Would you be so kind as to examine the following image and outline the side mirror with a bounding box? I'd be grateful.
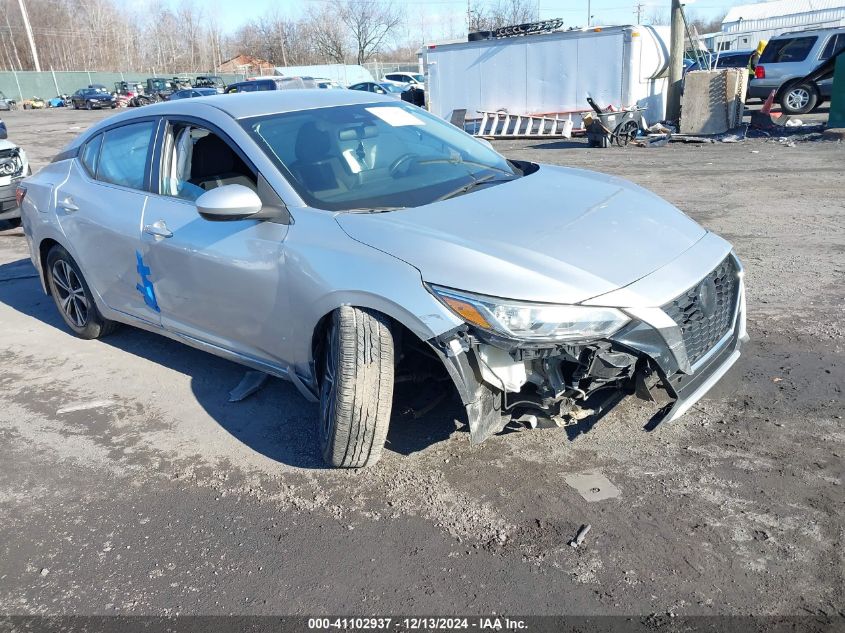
[196,184,262,221]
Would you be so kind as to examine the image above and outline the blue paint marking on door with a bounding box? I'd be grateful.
[135,251,160,312]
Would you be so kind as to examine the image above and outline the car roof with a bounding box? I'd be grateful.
[771,26,845,39]
[67,90,396,147]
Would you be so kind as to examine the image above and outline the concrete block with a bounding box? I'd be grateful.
[681,69,747,136]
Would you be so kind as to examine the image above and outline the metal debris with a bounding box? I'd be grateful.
[228,370,270,402]
[569,524,591,548]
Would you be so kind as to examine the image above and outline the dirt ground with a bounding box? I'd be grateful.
[0,107,843,621]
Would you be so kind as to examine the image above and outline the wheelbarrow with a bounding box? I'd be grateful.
[585,97,647,147]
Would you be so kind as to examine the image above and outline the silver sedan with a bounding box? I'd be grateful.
[18,90,747,467]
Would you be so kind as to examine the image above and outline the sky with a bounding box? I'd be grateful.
[196,0,748,40]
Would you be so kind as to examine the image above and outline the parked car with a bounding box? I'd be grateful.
[19,91,747,468]
[0,91,15,111]
[114,81,144,97]
[71,87,116,110]
[749,27,845,114]
[686,50,755,73]
[225,77,318,93]
[348,81,406,98]
[168,88,219,100]
[314,78,345,90]
[22,96,46,110]
[0,120,30,229]
[382,72,425,90]
[194,76,226,93]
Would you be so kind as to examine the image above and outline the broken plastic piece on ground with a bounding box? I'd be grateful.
[56,399,116,414]
[569,524,592,548]
[228,370,270,402]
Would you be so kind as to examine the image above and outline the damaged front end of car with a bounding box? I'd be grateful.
[426,253,748,444]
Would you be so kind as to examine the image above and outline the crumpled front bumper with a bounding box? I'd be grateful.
[428,253,748,444]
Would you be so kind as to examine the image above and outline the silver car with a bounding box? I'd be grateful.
[19,91,747,468]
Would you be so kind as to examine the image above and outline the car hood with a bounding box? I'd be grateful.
[0,139,18,151]
[335,164,707,305]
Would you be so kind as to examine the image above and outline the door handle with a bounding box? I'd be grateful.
[57,196,79,212]
[143,221,173,239]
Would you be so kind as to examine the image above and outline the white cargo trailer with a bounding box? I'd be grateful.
[422,25,670,131]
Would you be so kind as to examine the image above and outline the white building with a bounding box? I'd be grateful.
[704,0,845,51]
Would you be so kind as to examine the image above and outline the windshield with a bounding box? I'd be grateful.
[382,84,404,93]
[242,102,517,211]
[412,74,424,82]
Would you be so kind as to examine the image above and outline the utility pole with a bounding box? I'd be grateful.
[635,2,645,24]
[666,0,684,122]
[467,0,471,32]
[16,0,40,72]
[587,0,591,26]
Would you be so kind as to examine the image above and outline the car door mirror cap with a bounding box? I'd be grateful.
[196,184,263,221]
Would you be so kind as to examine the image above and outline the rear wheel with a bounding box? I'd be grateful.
[46,245,116,339]
[318,306,395,468]
[780,82,818,115]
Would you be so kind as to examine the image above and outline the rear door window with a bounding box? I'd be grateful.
[96,120,156,190]
[820,34,845,60]
[760,37,818,63]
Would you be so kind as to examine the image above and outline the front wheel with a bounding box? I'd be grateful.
[318,306,395,468]
[46,245,116,339]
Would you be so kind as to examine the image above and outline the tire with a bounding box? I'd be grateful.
[46,245,117,339]
[318,306,395,468]
[3,218,21,229]
[780,82,818,115]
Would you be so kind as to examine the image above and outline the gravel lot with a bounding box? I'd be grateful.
[0,107,843,619]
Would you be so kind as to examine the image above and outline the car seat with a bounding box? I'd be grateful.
[189,134,256,191]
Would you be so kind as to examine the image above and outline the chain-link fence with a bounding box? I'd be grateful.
[361,61,421,80]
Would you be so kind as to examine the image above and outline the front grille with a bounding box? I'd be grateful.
[662,256,739,366]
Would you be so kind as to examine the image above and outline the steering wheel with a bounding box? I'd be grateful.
[389,153,419,177]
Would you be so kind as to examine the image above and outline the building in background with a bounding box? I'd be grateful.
[217,55,275,76]
[703,0,845,51]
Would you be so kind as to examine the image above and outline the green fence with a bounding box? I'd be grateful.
[0,71,247,101]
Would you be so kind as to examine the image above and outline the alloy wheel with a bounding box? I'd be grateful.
[51,259,89,328]
[786,88,810,111]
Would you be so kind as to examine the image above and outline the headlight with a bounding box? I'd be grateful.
[430,285,630,342]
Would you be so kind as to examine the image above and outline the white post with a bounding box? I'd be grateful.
[12,68,23,101]
[51,68,59,95]
[16,0,40,71]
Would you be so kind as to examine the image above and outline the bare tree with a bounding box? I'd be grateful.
[333,0,402,65]
[470,0,539,32]
[647,9,669,26]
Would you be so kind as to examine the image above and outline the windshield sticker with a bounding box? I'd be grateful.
[366,107,425,127]
[135,251,160,313]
